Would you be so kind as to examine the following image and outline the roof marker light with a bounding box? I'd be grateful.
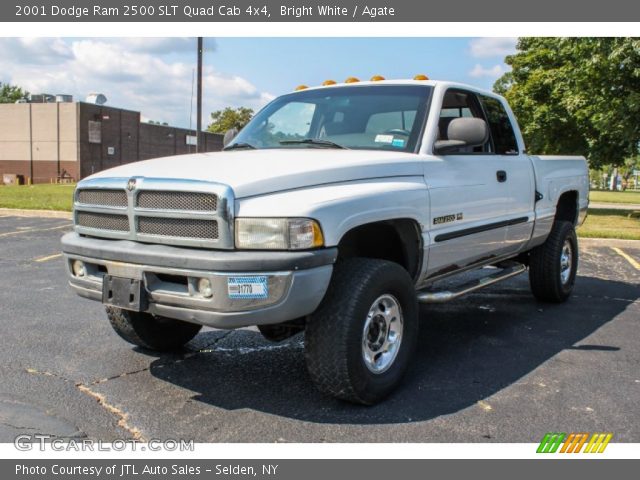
[322,79,337,86]
[370,75,385,81]
[344,77,360,83]
[414,74,430,81]
[294,85,308,91]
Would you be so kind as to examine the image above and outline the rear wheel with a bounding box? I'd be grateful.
[106,307,202,351]
[304,258,418,405]
[529,220,578,303]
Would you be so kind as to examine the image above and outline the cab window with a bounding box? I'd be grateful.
[264,101,316,141]
[479,95,519,154]
[438,89,491,154]
[231,85,432,152]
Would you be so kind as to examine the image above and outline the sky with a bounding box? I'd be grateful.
[0,37,517,129]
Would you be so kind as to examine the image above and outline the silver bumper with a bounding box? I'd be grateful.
[61,232,336,329]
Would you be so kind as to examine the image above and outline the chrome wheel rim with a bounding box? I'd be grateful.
[560,239,573,285]
[362,294,404,374]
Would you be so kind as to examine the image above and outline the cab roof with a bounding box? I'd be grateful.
[296,78,500,101]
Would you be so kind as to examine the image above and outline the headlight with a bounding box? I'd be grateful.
[235,218,324,250]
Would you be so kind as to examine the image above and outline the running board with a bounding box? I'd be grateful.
[416,263,527,304]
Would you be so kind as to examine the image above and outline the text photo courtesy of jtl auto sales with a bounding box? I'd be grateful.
[0,0,639,478]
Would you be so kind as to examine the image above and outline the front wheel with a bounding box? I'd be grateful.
[106,307,202,351]
[304,258,419,405]
[529,220,579,303]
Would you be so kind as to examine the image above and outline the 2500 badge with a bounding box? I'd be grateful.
[433,213,463,225]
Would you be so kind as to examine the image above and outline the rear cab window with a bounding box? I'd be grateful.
[479,95,519,155]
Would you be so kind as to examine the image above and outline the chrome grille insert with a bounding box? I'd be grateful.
[77,212,129,232]
[77,189,127,208]
[137,191,217,211]
[137,217,219,239]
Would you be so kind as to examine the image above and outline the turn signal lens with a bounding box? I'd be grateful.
[288,219,325,250]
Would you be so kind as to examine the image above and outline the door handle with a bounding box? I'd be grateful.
[496,170,507,182]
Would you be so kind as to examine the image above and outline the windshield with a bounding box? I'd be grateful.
[229,85,432,153]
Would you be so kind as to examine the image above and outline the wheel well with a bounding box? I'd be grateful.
[337,219,422,280]
[555,191,579,225]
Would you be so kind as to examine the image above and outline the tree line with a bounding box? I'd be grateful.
[494,37,639,184]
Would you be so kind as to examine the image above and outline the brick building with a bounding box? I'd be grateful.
[0,102,223,184]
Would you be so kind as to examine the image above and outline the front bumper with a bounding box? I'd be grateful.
[61,232,336,329]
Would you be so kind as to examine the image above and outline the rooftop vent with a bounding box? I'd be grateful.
[28,93,55,103]
[85,93,107,105]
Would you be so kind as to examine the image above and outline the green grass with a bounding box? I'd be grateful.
[589,190,640,204]
[0,184,75,211]
[578,208,640,240]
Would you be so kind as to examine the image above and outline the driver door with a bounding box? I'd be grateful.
[425,89,511,279]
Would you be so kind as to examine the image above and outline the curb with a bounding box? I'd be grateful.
[578,237,640,246]
[0,208,72,219]
[589,202,640,210]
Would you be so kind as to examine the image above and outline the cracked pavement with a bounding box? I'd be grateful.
[0,215,639,442]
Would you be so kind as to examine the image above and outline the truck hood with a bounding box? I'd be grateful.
[85,149,424,198]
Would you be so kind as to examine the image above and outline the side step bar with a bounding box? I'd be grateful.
[416,263,527,304]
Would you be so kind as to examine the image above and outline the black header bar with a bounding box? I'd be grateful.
[5,0,640,22]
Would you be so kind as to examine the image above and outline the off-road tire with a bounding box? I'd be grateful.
[106,307,202,351]
[305,258,419,405]
[529,220,578,303]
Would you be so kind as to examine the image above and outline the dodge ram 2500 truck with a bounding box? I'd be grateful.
[61,78,588,404]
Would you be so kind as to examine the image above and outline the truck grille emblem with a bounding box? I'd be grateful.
[126,178,137,191]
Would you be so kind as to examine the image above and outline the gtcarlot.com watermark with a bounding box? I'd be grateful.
[15,434,194,452]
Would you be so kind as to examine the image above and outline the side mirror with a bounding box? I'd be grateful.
[223,128,239,147]
[434,117,488,155]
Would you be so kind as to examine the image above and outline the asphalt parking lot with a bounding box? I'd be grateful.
[0,214,639,443]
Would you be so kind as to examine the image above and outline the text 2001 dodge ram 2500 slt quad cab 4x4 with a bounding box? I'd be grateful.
[62,77,588,404]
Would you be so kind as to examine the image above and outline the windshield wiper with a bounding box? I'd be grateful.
[224,142,256,150]
[279,139,348,149]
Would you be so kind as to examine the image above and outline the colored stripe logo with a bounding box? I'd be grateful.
[537,433,613,453]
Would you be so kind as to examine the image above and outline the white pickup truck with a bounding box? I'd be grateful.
[61,78,588,404]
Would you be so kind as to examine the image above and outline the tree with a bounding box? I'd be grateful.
[0,82,28,103]
[494,38,640,168]
[207,107,254,134]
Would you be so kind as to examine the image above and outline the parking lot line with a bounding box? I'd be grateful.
[0,223,72,238]
[34,253,63,263]
[611,247,640,270]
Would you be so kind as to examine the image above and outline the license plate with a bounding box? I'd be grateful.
[227,276,268,299]
[102,275,148,312]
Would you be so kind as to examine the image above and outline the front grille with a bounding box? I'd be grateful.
[136,191,217,212]
[76,212,129,232]
[137,217,219,239]
[77,189,127,208]
[73,179,232,248]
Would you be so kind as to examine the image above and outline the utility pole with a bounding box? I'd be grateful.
[196,37,203,153]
